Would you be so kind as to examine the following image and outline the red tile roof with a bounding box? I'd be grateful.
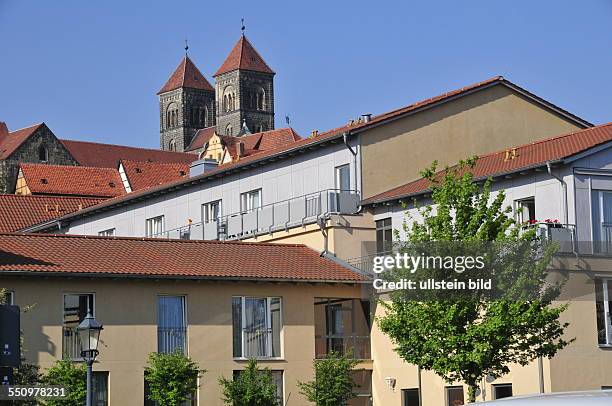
[158,56,214,94]
[0,123,43,159]
[363,122,612,205]
[222,127,301,160]
[0,195,104,232]
[0,233,368,282]
[120,159,189,191]
[60,139,196,168]
[19,163,125,198]
[186,127,216,152]
[214,35,274,76]
[24,76,592,231]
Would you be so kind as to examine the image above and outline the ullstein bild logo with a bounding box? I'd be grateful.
[372,253,491,292]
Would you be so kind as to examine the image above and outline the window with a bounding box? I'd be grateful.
[146,216,164,237]
[376,218,393,255]
[169,139,176,152]
[232,296,282,358]
[63,293,94,359]
[226,123,233,136]
[493,383,513,399]
[157,296,186,354]
[402,388,420,406]
[335,164,351,191]
[240,189,262,213]
[348,370,372,406]
[98,228,115,237]
[515,197,536,224]
[596,279,612,345]
[38,144,48,162]
[233,370,283,404]
[223,86,236,112]
[591,191,612,253]
[1,290,14,305]
[315,298,371,359]
[92,372,109,406]
[202,200,222,223]
[446,386,465,406]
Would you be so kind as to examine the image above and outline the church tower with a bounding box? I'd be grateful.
[158,55,215,152]
[214,35,275,136]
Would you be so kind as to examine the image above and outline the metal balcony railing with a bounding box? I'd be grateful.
[151,189,361,241]
[315,335,371,360]
[522,222,576,253]
[62,326,81,360]
[158,327,187,354]
[242,328,274,358]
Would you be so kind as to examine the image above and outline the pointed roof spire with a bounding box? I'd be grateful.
[214,35,274,77]
[158,55,214,94]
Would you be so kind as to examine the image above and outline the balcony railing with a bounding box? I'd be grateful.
[523,222,576,253]
[243,328,274,358]
[62,326,81,360]
[158,327,187,354]
[315,335,371,360]
[152,189,361,241]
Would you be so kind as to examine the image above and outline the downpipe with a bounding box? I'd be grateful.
[343,132,361,212]
[546,161,568,225]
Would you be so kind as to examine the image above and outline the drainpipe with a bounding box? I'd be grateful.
[546,161,568,225]
[343,132,359,199]
[318,217,329,256]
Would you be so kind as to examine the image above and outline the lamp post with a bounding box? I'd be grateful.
[77,311,103,406]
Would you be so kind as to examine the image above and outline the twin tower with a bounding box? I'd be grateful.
[158,34,275,152]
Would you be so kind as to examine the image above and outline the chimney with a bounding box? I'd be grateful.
[361,113,372,123]
[0,122,8,138]
[236,141,245,158]
[310,130,319,138]
[189,158,218,177]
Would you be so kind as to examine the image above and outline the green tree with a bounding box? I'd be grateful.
[40,359,86,406]
[144,351,204,406]
[219,359,279,406]
[377,158,573,402]
[298,351,358,406]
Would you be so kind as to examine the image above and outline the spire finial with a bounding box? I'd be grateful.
[184,39,189,55]
[241,18,245,35]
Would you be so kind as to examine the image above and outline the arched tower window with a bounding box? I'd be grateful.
[226,124,233,137]
[199,107,207,127]
[38,144,48,162]
[169,139,176,152]
[256,87,265,111]
[166,103,178,128]
[223,86,236,112]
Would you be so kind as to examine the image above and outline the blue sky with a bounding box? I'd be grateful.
[1,0,611,148]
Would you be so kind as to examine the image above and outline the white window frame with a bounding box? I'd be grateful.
[2,290,14,305]
[157,295,188,354]
[335,164,351,191]
[145,215,165,237]
[62,292,95,360]
[98,228,115,237]
[202,200,222,223]
[233,296,282,360]
[240,189,262,213]
[599,279,612,346]
[515,197,536,224]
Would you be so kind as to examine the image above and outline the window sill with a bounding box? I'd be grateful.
[598,344,612,349]
[233,357,285,362]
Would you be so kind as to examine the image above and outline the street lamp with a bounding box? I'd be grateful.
[77,311,103,406]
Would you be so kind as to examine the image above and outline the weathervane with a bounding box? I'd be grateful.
[184,39,189,55]
[241,18,245,35]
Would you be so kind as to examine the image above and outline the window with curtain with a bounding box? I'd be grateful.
[146,216,164,237]
[240,189,262,213]
[63,293,94,359]
[232,297,282,358]
[202,200,222,223]
[92,372,109,406]
[157,296,186,354]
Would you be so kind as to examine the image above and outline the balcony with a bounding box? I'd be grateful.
[315,335,371,360]
[242,327,274,358]
[152,189,361,241]
[158,327,187,354]
[523,222,576,254]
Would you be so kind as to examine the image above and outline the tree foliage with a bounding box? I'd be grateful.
[377,158,573,402]
[40,359,86,406]
[219,358,279,405]
[144,351,204,406]
[298,351,359,406]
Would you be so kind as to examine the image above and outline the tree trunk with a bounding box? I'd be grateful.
[467,382,478,403]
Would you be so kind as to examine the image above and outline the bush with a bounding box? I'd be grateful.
[40,359,86,406]
[144,351,204,406]
[298,351,358,406]
[219,359,279,405]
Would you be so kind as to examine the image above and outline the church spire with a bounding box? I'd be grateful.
[158,54,214,94]
[214,35,274,77]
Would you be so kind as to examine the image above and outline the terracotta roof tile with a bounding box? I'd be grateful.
[363,122,612,205]
[0,233,368,282]
[0,123,44,159]
[120,159,190,191]
[186,127,216,151]
[0,195,104,232]
[158,56,214,94]
[19,163,125,198]
[60,139,196,168]
[222,128,301,160]
[214,35,274,76]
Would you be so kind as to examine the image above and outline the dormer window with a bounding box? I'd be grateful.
[38,144,48,162]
